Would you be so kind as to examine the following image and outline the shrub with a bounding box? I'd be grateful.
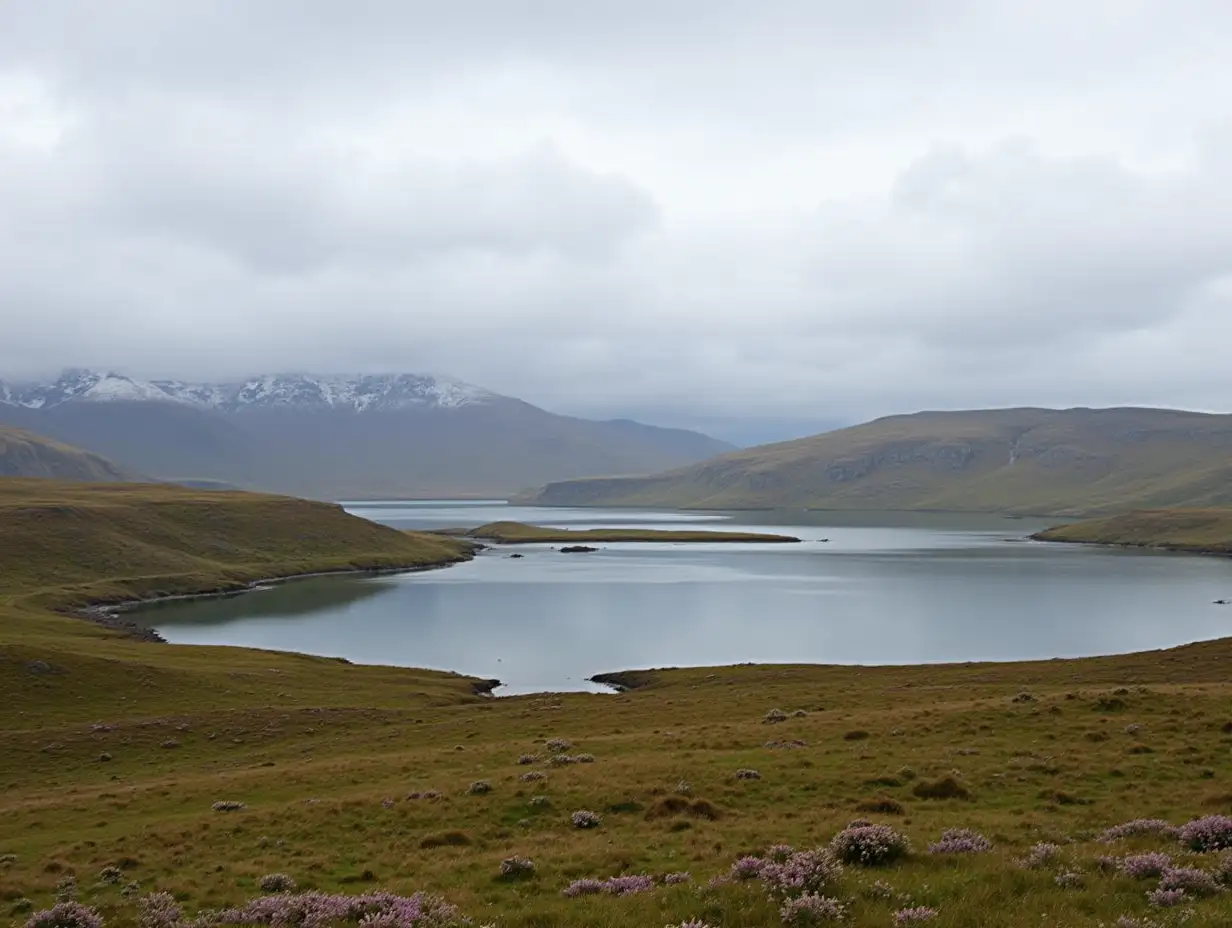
[892,908,938,924]
[257,874,296,893]
[766,844,796,863]
[54,878,78,903]
[562,879,604,898]
[571,810,601,829]
[574,753,596,764]
[779,893,846,926]
[1146,887,1187,908]
[1120,853,1171,880]
[604,875,654,896]
[211,800,246,813]
[545,738,572,753]
[855,797,903,815]
[1158,866,1220,897]
[547,755,577,768]
[519,771,547,782]
[662,872,692,885]
[828,824,910,866]
[97,867,123,886]
[419,831,471,849]
[729,856,766,881]
[499,857,535,879]
[764,709,789,724]
[517,754,537,765]
[1054,871,1083,889]
[1099,819,1180,843]
[25,903,103,928]
[843,730,869,741]
[735,769,762,781]
[928,829,992,854]
[467,781,491,795]
[137,893,180,928]
[529,796,550,808]
[1214,850,1232,885]
[407,790,441,801]
[912,776,970,800]
[1019,843,1062,869]
[760,849,844,898]
[1178,815,1232,852]
[666,922,714,928]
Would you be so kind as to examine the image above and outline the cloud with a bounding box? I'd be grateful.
[1,1,1232,436]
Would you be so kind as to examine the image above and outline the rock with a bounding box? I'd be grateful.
[26,660,55,675]
[560,545,598,554]
[508,553,524,559]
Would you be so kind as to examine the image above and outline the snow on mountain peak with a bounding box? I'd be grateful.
[0,370,498,412]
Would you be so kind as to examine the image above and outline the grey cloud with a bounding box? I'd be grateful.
[2,2,1232,436]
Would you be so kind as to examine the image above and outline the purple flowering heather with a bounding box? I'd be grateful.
[204,890,458,928]
[138,893,181,928]
[828,824,911,866]
[562,879,605,898]
[519,771,547,782]
[766,844,796,863]
[26,903,104,928]
[662,872,692,885]
[891,908,938,925]
[1098,819,1180,843]
[257,874,297,893]
[729,856,767,881]
[603,875,654,896]
[1158,866,1220,897]
[1119,853,1172,880]
[1178,815,1232,852]
[779,893,847,926]
[517,754,537,765]
[499,857,535,878]
[927,828,992,855]
[1054,871,1083,889]
[1146,887,1187,908]
[666,922,715,928]
[545,738,572,753]
[1018,842,1061,870]
[211,800,246,812]
[571,810,601,828]
[760,849,844,899]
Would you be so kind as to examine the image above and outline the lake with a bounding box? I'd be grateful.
[139,501,1232,695]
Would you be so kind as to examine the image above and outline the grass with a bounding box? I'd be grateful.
[459,521,801,544]
[1034,508,1232,555]
[4,480,1232,927]
[516,406,1232,515]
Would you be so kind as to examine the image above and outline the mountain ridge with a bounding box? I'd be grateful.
[0,426,143,483]
[515,405,1232,515]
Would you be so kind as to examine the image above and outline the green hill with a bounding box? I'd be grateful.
[0,426,141,482]
[517,406,1232,515]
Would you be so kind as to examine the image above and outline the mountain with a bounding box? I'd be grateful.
[0,426,142,482]
[0,370,733,498]
[515,406,1232,516]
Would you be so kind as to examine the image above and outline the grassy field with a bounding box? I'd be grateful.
[459,521,801,544]
[3,481,1232,927]
[1034,508,1232,556]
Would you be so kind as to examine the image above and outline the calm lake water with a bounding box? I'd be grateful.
[140,501,1232,695]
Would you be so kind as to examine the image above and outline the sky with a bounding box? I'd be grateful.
[2,1,1231,442]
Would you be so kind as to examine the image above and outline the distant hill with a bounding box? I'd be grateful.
[0,426,141,483]
[1033,508,1232,555]
[516,407,1232,516]
[0,370,732,498]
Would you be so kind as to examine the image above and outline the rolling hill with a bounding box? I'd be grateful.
[516,406,1232,515]
[0,426,141,482]
[0,370,732,498]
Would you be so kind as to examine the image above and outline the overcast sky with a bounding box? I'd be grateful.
[2,1,1231,439]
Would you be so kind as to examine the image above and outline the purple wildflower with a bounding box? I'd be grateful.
[603,875,654,896]
[760,849,844,898]
[779,893,846,925]
[26,903,104,928]
[1178,815,1232,852]
[571,810,601,829]
[1158,866,1220,897]
[1214,850,1232,885]
[729,856,766,881]
[1018,842,1061,869]
[1146,887,1187,908]
[1119,853,1171,880]
[766,844,796,863]
[662,872,692,885]
[519,771,547,783]
[138,893,181,928]
[545,738,572,753]
[891,908,938,925]
[1098,819,1180,843]
[562,879,605,898]
[927,828,991,854]
[828,824,911,866]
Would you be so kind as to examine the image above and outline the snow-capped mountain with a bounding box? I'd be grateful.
[0,370,497,413]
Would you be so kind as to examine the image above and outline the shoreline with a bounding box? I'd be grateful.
[1030,533,1232,560]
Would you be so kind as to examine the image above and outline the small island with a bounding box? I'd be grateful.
[445,520,802,544]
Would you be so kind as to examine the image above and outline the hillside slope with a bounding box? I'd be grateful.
[1033,507,1232,555]
[517,406,1232,515]
[0,426,141,482]
[0,370,733,497]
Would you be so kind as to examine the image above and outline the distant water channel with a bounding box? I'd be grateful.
[139,501,1232,695]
